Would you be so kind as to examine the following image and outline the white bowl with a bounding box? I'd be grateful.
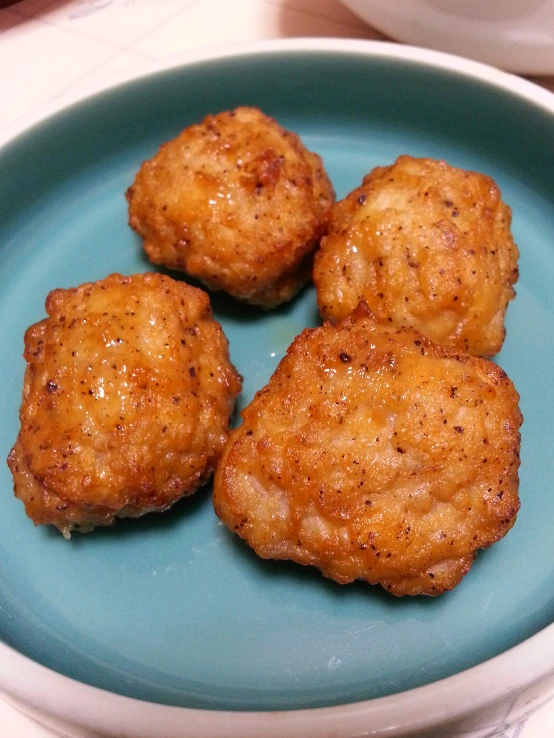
[341,0,554,74]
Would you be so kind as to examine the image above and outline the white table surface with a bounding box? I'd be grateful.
[1,1,553,735]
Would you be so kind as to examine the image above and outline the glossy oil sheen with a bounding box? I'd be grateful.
[0,53,553,711]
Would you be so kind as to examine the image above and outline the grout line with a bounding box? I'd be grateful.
[0,0,199,134]
[122,0,202,51]
[4,0,205,56]
[118,46,156,60]
[62,44,157,95]
[4,4,129,52]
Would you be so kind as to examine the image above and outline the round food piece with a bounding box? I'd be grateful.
[7,272,242,537]
[213,303,522,597]
[126,106,335,308]
[313,156,519,357]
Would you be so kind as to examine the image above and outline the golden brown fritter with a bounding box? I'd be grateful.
[7,273,242,537]
[313,156,519,357]
[126,106,335,308]
[213,303,522,597]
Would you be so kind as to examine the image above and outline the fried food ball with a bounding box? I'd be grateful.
[213,303,522,597]
[313,156,519,357]
[7,272,242,538]
[126,106,335,308]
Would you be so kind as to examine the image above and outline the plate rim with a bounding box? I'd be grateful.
[1,36,554,738]
[1,36,554,151]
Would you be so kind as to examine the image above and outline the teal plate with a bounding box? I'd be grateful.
[1,46,554,713]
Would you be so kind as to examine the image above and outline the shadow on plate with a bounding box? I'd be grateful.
[132,234,318,327]
[40,481,214,545]
[220,522,452,609]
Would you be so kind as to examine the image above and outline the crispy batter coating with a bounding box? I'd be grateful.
[213,303,522,596]
[313,156,519,357]
[8,273,242,537]
[126,107,334,308]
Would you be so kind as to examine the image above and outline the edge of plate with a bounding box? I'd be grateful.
[1,37,553,150]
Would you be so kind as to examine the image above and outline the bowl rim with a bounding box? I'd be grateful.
[338,0,554,75]
[1,36,554,738]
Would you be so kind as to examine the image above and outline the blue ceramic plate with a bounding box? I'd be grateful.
[1,41,553,714]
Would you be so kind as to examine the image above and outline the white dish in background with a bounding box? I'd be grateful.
[340,0,554,74]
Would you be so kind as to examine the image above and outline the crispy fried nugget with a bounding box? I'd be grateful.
[314,156,519,357]
[126,107,335,308]
[8,273,242,537]
[213,303,522,596]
